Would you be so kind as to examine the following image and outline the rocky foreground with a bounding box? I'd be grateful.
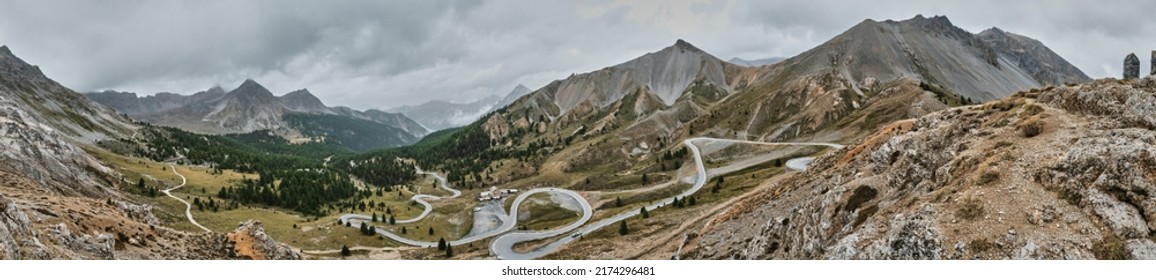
[0,173,300,260]
[686,77,1156,259]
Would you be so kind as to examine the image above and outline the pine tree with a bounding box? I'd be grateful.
[137,178,145,190]
[340,245,351,257]
[437,237,447,251]
[640,207,649,218]
[641,173,648,184]
[389,216,396,225]
[445,243,454,258]
[372,213,378,223]
[401,226,407,234]
[688,196,697,206]
[615,196,622,207]
[429,227,435,236]
[672,197,681,208]
[618,220,629,235]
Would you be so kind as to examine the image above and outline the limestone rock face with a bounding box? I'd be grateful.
[1125,53,1140,79]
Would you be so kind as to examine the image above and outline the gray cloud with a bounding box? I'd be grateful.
[1,0,1153,110]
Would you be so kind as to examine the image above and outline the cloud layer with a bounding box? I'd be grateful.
[1,0,1153,109]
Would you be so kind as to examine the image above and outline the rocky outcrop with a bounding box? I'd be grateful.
[1125,53,1140,79]
[0,195,50,259]
[0,100,119,198]
[226,220,302,260]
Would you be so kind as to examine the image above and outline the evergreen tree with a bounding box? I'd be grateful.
[672,197,681,208]
[688,196,697,206]
[372,213,378,223]
[445,243,454,258]
[437,237,447,251]
[615,196,622,207]
[389,215,396,225]
[340,245,351,257]
[401,226,407,234]
[618,220,629,235]
[641,173,648,184]
[429,227,435,236]
[137,178,145,190]
[640,207,649,218]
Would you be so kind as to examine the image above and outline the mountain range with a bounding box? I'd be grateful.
[87,80,429,151]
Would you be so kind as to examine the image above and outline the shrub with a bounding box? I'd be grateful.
[1021,104,1044,117]
[1020,119,1043,138]
[1092,232,1132,260]
[955,198,985,221]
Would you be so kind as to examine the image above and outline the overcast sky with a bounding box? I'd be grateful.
[1,0,1154,110]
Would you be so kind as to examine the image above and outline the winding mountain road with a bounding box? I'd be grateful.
[162,164,212,233]
[488,137,842,259]
[334,137,840,259]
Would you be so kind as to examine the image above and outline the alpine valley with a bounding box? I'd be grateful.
[4,14,1154,261]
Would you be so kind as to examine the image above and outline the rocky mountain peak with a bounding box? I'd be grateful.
[228,79,276,100]
[670,39,704,53]
[0,45,48,82]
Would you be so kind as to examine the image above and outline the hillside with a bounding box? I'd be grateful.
[0,45,300,260]
[686,77,1156,259]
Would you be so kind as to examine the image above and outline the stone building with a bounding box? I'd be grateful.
[1125,53,1140,79]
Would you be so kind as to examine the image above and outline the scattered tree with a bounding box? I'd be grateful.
[429,227,435,236]
[618,220,629,235]
[389,216,396,225]
[641,173,649,184]
[688,196,697,206]
[438,238,447,251]
[640,207,649,218]
[340,245,351,257]
[445,243,454,258]
[401,226,407,234]
[615,196,622,207]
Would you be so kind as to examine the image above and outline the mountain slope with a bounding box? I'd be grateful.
[780,15,1089,102]
[1,45,300,260]
[687,77,1156,260]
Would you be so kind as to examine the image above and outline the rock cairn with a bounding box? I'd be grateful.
[1125,53,1140,79]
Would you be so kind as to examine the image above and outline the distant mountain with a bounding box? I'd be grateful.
[86,80,429,150]
[388,87,526,131]
[495,84,533,109]
[279,89,333,114]
[727,56,785,67]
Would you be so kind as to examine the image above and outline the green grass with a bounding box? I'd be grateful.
[516,193,582,231]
